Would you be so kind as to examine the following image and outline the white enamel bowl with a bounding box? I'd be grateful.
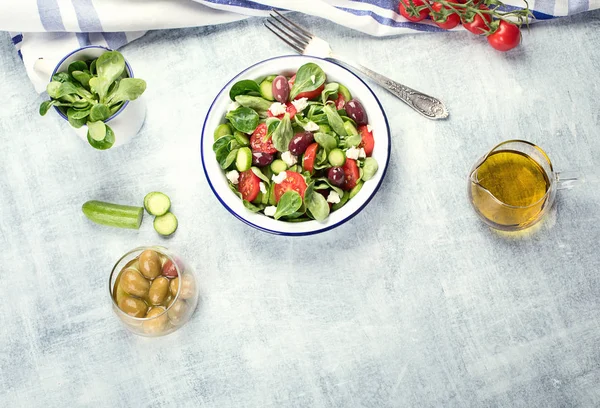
[201,55,390,236]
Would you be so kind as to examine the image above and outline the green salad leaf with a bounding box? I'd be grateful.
[290,63,326,100]
[106,78,147,105]
[314,132,337,152]
[362,157,379,181]
[234,95,272,114]
[229,79,261,101]
[96,51,126,86]
[226,107,259,134]
[322,104,347,136]
[274,190,303,220]
[68,60,87,75]
[271,112,293,152]
[321,82,339,105]
[304,182,330,221]
[89,103,110,122]
[71,70,92,88]
[87,123,115,150]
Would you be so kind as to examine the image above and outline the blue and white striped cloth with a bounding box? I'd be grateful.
[2,0,598,92]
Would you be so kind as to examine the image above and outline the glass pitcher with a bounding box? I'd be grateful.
[468,140,581,231]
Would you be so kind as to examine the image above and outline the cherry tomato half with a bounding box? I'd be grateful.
[250,123,277,154]
[274,171,307,203]
[358,125,374,157]
[302,143,319,173]
[238,170,261,202]
[487,21,521,51]
[342,159,360,191]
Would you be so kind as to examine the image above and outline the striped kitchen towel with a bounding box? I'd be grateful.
[2,0,598,92]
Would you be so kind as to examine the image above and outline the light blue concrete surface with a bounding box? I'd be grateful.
[1,12,600,407]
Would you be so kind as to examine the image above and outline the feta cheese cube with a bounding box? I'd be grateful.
[264,206,277,217]
[227,101,240,112]
[304,121,320,132]
[367,125,373,133]
[358,148,367,159]
[327,191,341,204]
[345,147,360,160]
[281,151,298,167]
[259,182,267,194]
[269,102,287,116]
[291,97,308,113]
[272,171,287,184]
[226,170,240,185]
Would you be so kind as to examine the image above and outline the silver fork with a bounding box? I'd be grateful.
[265,10,449,120]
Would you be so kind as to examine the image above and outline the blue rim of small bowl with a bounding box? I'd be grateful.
[200,55,391,236]
[50,45,133,124]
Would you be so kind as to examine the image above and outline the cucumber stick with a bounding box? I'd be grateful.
[144,192,171,216]
[154,212,178,236]
[82,200,143,229]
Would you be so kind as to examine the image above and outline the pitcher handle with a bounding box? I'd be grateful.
[556,170,583,190]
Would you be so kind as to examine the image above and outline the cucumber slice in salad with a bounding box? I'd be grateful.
[154,212,178,236]
[82,200,143,229]
[144,192,171,216]
[259,78,275,101]
[236,147,252,172]
[338,84,352,102]
[270,159,287,174]
[328,148,346,167]
[214,123,232,141]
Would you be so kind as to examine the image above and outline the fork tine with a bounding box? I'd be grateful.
[266,16,310,48]
[264,23,304,54]
[271,9,314,39]
[269,12,312,43]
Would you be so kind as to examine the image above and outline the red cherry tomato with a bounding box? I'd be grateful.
[431,1,461,30]
[295,84,325,101]
[250,123,277,154]
[266,102,297,119]
[287,73,325,101]
[274,171,307,203]
[462,7,492,35]
[302,143,319,173]
[342,159,360,191]
[334,92,346,110]
[487,21,521,51]
[238,170,261,202]
[358,125,374,157]
[398,0,429,22]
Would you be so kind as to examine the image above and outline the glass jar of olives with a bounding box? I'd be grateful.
[109,246,198,337]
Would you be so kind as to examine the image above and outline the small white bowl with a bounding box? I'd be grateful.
[201,55,390,236]
[51,46,146,148]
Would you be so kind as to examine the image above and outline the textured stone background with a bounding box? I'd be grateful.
[1,11,600,408]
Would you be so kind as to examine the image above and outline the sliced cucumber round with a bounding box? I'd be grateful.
[234,131,250,147]
[144,192,171,216]
[236,147,252,172]
[343,121,358,136]
[214,123,232,141]
[328,148,346,167]
[259,79,274,101]
[154,212,178,236]
[338,84,352,101]
[270,159,287,174]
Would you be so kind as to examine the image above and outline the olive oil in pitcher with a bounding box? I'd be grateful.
[469,149,551,229]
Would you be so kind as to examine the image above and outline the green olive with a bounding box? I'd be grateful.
[143,306,168,334]
[167,299,188,325]
[169,277,179,297]
[118,295,148,317]
[164,294,175,307]
[120,268,150,298]
[139,249,161,279]
[148,277,169,305]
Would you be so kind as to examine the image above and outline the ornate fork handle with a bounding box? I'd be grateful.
[329,54,449,120]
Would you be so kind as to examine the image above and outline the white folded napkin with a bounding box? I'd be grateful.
[1,0,596,92]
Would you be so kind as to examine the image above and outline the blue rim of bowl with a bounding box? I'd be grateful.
[200,55,391,236]
[50,45,133,124]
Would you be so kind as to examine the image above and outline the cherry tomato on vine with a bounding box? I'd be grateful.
[431,1,461,30]
[398,0,429,22]
[487,21,521,51]
[462,7,492,35]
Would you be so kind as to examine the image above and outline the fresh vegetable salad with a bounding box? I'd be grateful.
[212,63,379,222]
